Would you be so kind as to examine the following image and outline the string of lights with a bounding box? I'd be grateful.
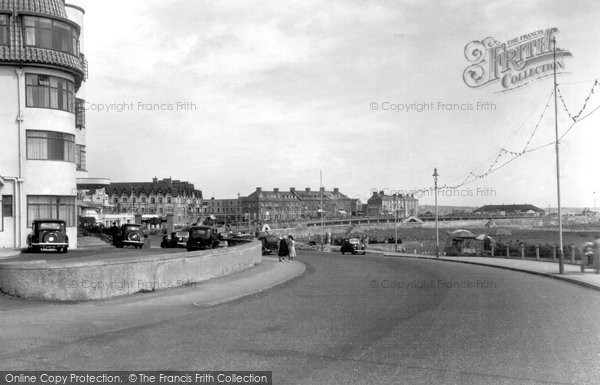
[557,79,598,121]
[408,79,600,193]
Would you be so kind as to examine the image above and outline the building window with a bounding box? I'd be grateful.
[158,197,163,203]
[23,16,79,55]
[151,197,155,204]
[27,196,76,226]
[167,197,172,204]
[26,74,74,112]
[26,130,75,162]
[141,197,146,203]
[2,195,13,218]
[76,144,86,171]
[75,98,86,128]
[113,198,118,204]
[0,14,8,45]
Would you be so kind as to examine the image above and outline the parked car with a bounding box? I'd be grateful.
[340,238,366,255]
[259,235,279,255]
[27,219,69,253]
[113,224,144,249]
[186,225,220,251]
[161,231,189,248]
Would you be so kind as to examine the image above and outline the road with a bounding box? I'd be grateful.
[1,251,600,384]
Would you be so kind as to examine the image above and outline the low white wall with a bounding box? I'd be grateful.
[0,242,262,301]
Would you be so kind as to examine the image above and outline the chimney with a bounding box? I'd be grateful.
[320,187,325,192]
[290,187,295,193]
[256,187,262,193]
[333,187,339,194]
[274,188,279,194]
[152,176,158,183]
[305,188,311,192]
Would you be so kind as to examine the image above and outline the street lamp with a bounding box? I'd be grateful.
[394,192,399,252]
[433,168,439,258]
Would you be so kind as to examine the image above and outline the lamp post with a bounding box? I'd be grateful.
[394,192,399,252]
[433,168,439,258]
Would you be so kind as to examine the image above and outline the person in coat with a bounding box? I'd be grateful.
[278,236,289,262]
[288,235,296,261]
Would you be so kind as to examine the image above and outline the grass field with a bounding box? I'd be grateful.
[337,226,600,257]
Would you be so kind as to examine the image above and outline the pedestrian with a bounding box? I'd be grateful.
[278,236,289,262]
[288,235,296,262]
[110,222,119,244]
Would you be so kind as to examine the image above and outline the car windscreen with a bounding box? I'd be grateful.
[124,226,141,231]
[38,222,64,230]
[190,228,209,238]
[176,231,189,237]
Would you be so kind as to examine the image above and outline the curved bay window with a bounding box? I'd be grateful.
[27,196,76,226]
[0,14,8,45]
[26,130,75,162]
[26,74,74,112]
[23,16,79,55]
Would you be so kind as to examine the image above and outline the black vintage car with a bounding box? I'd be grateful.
[186,225,220,251]
[161,231,189,248]
[113,224,144,249]
[259,235,279,255]
[27,219,69,253]
[340,238,366,255]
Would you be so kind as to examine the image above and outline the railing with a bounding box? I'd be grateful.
[80,53,88,81]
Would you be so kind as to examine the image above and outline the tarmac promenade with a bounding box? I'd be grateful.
[367,248,600,292]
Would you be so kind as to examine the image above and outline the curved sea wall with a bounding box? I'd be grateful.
[0,242,261,301]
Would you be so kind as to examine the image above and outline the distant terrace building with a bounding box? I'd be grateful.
[366,191,418,218]
[105,177,203,225]
[205,197,242,224]
[241,187,354,222]
[473,204,545,217]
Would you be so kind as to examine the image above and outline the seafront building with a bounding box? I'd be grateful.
[241,187,354,223]
[366,191,419,218]
[104,177,204,226]
[0,0,97,248]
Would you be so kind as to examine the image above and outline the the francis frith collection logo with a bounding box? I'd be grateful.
[463,28,572,91]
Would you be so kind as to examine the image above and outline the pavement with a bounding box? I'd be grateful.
[366,247,600,292]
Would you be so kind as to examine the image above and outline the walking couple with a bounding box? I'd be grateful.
[278,235,296,262]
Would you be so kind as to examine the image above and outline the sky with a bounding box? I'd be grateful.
[76,0,599,208]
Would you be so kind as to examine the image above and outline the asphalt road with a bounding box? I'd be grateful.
[2,251,600,384]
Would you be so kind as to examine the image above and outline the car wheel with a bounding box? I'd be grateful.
[341,251,345,255]
[62,247,68,254]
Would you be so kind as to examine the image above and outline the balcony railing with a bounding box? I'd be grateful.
[80,53,88,81]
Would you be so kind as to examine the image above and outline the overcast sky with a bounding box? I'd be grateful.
[77,0,599,208]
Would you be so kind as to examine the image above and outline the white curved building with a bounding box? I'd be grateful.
[0,0,88,249]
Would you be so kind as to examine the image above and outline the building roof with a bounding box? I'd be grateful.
[244,187,351,202]
[367,191,418,204]
[106,178,202,198]
[1,0,68,18]
[0,0,86,88]
[473,204,545,213]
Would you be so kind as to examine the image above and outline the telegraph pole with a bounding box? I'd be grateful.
[553,36,565,274]
[433,168,439,258]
